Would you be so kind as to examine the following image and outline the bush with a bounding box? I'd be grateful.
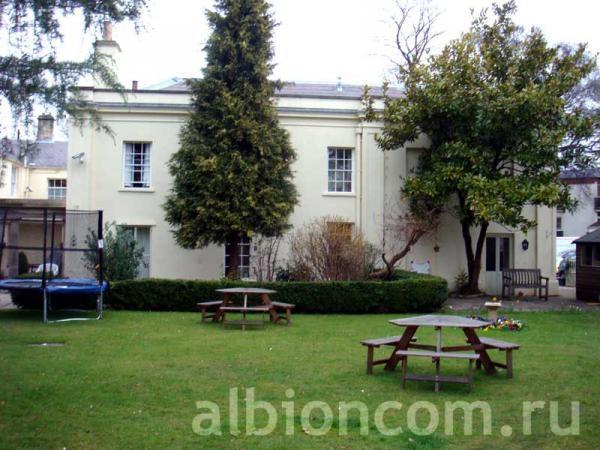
[18,252,29,275]
[83,222,146,281]
[108,274,447,313]
[288,216,379,281]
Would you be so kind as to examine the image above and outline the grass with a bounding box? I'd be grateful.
[0,310,599,449]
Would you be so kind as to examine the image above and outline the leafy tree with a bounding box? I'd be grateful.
[0,0,147,131]
[164,0,298,278]
[366,1,597,293]
[83,222,145,281]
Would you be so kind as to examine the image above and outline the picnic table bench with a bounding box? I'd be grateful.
[270,301,294,325]
[397,350,480,392]
[476,337,520,378]
[197,301,223,323]
[502,268,549,301]
[361,336,416,374]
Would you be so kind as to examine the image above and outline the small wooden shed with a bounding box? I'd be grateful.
[573,228,600,301]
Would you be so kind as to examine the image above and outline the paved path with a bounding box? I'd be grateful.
[443,287,600,312]
[0,292,16,309]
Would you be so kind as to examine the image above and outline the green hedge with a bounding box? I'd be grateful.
[107,276,447,314]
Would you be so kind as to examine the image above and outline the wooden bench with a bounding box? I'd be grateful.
[477,337,520,378]
[197,301,223,323]
[502,268,549,301]
[270,301,295,325]
[396,350,480,392]
[219,306,270,330]
[361,336,416,374]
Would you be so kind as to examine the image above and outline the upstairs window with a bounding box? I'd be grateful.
[327,147,353,193]
[124,142,151,188]
[48,179,67,199]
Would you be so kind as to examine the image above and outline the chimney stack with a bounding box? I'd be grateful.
[132,80,139,91]
[93,21,121,88]
[102,21,113,40]
[37,114,54,141]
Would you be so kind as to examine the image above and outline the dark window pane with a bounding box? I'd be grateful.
[499,238,510,271]
[486,237,496,272]
[584,245,593,265]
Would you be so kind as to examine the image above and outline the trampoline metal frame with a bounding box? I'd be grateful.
[0,207,105,324]
[43,289,104,323]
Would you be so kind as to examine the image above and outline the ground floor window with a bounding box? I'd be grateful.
[225,237,251,278]
[485,236,511,272]
[327,221,354,241]
[581,244,600,267]
[120,226,150,278]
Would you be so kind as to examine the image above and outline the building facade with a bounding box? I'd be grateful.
[0,115,68,202]
[66,33,559,295]
[557,168,600,238]
[0,115,68,276]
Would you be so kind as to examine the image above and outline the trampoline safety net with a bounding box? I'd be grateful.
[0,207,105,322]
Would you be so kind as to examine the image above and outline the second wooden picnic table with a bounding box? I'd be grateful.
[384,315,496,391]
[385,314,496,373]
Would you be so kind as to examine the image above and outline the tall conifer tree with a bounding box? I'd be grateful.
[164,0,298,278]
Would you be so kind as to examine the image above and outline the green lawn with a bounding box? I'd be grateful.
[0,310,598,449]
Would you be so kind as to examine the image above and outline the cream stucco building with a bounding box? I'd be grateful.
[66,32,558,295]
[1,115,67,203]
[0,115,68,276]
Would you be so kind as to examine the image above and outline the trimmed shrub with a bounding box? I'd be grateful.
[108,275,447,313]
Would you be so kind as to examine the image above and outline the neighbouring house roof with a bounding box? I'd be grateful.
[573,227,600,244]
[560,167,600,181]
[3,140,68,169]
[144,78,403,100]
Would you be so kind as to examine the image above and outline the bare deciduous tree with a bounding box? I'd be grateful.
[563,66,600,161]
[288,216,378,281]
[391,0,441,79]
[369,202,439,279]
[251,235,282,282]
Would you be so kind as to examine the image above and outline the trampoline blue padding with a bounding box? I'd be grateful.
[0,278,108,294]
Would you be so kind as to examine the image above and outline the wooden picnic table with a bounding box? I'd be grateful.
[215,287,278,327]
[386,314,496,375]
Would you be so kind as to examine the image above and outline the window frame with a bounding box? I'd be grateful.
[122,142,152,189]
[224,237,252,279]
[47,178,67,200]
[326,147,354,195]
[580,244,600,267]
[119,225,151,278]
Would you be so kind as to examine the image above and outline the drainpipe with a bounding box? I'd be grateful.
[24,156,31,199]
[355,122,364,231]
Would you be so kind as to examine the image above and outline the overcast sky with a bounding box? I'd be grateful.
[57,0,599,89]
[3,0,599,139]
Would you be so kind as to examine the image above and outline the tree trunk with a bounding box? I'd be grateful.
[460,220,489,294]
[227,234,240,279]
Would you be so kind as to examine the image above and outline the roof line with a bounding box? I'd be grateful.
[76,86,391,100]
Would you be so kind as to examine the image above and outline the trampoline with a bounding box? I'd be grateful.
[0,207,106,323]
